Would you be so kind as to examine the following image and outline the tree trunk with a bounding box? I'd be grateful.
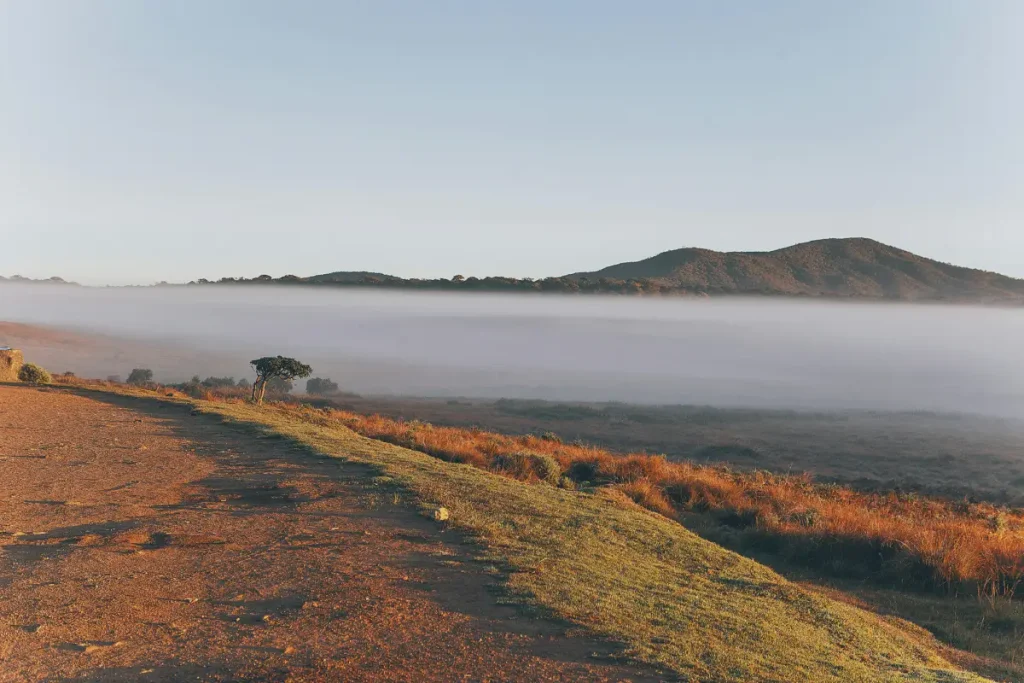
[253,377,267,405]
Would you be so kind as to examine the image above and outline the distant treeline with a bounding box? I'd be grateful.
[187,273,704,296]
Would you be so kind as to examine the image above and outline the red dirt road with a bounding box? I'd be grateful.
[0,386,659,682]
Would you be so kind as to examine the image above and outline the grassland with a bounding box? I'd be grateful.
[328,396,1024,506]
[304,409,1024,600]
[57,380,991,682]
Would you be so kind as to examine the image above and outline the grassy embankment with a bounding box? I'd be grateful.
[329,411,1024,599]
[61,380,987,683]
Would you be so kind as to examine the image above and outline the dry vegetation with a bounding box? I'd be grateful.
[302,411,1024,601]
[329,396,1024,506]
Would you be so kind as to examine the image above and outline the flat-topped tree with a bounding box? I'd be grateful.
[250,356,312,405]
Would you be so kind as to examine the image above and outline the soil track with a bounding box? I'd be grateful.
[0,386,658,682]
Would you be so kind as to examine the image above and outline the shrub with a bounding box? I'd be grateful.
[306,377,340,395]
[106,375,122,383]
[127,368,154,385]
[620,480,675,516]
[18,363,51,384]
[493,451,561,485]
[566,460,600,484]
[531,452,562,485]
[266,376,293,394]
[201,376,236,388]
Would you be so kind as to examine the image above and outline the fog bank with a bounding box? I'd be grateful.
[2,285,1023,417]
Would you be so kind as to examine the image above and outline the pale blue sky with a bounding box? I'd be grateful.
[1,1,1021,285]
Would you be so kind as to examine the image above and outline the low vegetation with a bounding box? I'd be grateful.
[320,411,1024,602]
[126,368,153,385]
[17,363,51,384]
[306,376,339,395]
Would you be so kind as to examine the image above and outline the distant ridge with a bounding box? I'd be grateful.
[0,275,77,286]
[8,238,1024,304]
[566,238,1024,303]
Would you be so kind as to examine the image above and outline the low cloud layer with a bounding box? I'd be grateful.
[2,285,1022,417]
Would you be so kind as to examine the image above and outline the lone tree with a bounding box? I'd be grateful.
[250,356,311,405]
[306,377,339,395]
[126,368,153,385]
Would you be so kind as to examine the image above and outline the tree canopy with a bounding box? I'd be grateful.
[249,356,312,404]
[306,377,339,395]
[126,368,153,385]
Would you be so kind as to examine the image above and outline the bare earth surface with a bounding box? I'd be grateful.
[0,386,659,682]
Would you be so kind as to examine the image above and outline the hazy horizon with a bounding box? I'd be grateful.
[3,285,1023,418]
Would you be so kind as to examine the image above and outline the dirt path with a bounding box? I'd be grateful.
[0,386,659,682]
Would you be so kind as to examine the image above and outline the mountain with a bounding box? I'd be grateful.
[25,237,1022,304]
[566,238,1024,303]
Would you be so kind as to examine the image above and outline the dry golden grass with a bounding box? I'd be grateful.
[319,409,1024,599]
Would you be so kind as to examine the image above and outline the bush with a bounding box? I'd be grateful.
[306,377,340,395]
[127,368,154,385]
[201,376,236,388]
[18,363,52,384]
[566,460,600,484]
[531,453,562,485]
[266,376,293,394]
[493,451,561,485]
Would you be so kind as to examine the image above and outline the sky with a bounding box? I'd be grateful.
[1,1,1021,285]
